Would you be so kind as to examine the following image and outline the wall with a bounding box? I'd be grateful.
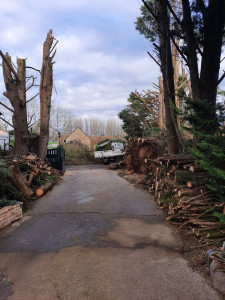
[66,128,91,149]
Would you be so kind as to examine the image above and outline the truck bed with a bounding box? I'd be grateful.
[94,150,124,159]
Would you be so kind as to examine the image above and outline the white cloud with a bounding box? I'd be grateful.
[0,0,160,118]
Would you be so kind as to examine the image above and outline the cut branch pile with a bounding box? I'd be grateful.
[114,153,225,247]
[144,155,225,246]
[1,155,60,209]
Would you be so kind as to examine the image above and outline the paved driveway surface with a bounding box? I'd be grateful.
[0,165,220,299]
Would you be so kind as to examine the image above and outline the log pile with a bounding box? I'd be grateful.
[2,155,60,203]
[144,155,225,246]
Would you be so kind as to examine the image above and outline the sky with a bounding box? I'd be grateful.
[0,1,225,121]
[0,0,161,119]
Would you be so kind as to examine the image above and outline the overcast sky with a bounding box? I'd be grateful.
[0,1,224,120]
[0,0,161,119]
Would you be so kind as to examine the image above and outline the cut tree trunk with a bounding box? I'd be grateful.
[38,30,55,159]
[1,54,29,155]
[36,181,54,197]
[9,160,33,199]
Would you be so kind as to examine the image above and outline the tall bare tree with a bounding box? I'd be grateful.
[38,30,58,159]
[0,52,30,154]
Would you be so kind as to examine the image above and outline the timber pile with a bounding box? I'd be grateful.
[125,138,158,174]
[145,155,225,246]
[3,155,60,201]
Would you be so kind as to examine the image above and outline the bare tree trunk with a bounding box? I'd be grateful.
[158,76,164,130]
[173,0,182,126]
[38,30,56,159]
[156,0,179,155]
[1,53,29,155]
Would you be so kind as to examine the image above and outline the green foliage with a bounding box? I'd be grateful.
[118,108,144,138]
[95,139,124,151]
[191,135,225,202]
[118,91,159,138]
[135,1,222,60]
[214,212,225,224]
[0,196,20,209]
[135,0,157,43]
[95,139,110,150]
[182,97,223,135]
[183,95,225,212]
[175,170,198,185]
[0,160,10,178]
[0,159,22,208]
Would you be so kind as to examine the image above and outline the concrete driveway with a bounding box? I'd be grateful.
[0,165,220,300]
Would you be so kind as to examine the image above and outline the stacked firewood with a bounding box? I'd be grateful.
[144,155,225,246]
[4,155,60,200]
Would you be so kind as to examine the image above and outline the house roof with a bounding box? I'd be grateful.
[66,127,90,143]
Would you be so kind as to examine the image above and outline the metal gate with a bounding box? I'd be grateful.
[46,146,65,174]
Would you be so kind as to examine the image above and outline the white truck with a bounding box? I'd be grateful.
[94,140,126,164]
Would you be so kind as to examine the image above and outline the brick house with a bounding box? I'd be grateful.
[65,128,114,150]
[66,128,92,149]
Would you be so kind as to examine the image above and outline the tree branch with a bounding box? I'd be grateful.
[27,113,35,126]
[28,121,37,128]
[0,101,14,113]
[170,34,189,65]
[26,76,37,92]
[198,0,207,24]
[26,66,41,73]
[26,92,39,104]
[49,40,58,56]
[166,0,182,26]
[141,0,157,20]
[218,71,225,86]
[153,43,160,51]
[0,51,19,82]
[0,116,13,128]
[147,51,161,68]
[220,57,225,64]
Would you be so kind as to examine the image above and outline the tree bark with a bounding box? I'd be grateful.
[38,30,55,159]
[158,76,164,130]
[182,0,225,134]
[182,0,201,100]
[156,0,179,154]
[9,160,33,199]
[1,54,29,155]
[199,0,225,131]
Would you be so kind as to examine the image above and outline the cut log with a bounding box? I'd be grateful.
[28,172,35,185]
[36,182,54,197]
[187,179,207,188]
[183,191,212,204]
[189,165,205,172]
[9,160,33,199]
[178,189,195,197]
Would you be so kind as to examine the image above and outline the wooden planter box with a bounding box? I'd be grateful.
[0,204,23,229]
